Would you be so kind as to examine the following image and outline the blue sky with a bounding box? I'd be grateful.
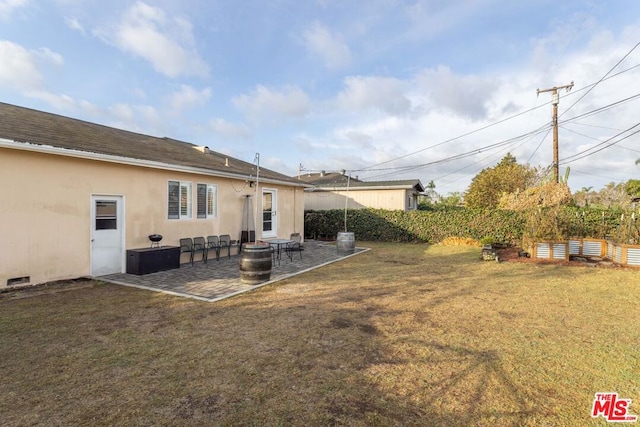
[2,0,640,195]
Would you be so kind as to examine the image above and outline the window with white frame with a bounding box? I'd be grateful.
[197,183,217,219]
[168,180,192,219]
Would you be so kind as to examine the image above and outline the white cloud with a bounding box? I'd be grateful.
[233,85,310,122]
[78,99,102,116]
[0,0,28,20]
[105,1,209,78]
[336,75,412,115]
[135,104,160,125]
[302,21,351,70]
[65,16,85,33]
[168,85,212,112]
[34,47,64,66]
[317,24,640,193]
[0,41,69,109]
[108,103,135,122]
[400,0,497,43]
[0,40,55,91]
[415,65,498,120]
[341,130,375,150]
[100,103,164,135]
[26,91,76,110]
[207,117,251,139]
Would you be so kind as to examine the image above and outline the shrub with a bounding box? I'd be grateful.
[304,207,624,245]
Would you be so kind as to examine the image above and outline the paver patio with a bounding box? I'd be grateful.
[100,240,368,302]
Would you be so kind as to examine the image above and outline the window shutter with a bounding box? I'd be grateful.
[180,183,190,217]
[207,185,216,217]
[197,184,207,219]
[168,181,180,219]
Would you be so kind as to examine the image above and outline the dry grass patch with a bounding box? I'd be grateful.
[1,242,638,426]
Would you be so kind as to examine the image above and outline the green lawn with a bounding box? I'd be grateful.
[1,242,638,426]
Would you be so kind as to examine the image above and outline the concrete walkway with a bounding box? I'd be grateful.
[100,240,368,302]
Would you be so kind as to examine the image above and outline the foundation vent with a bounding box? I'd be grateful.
[7,276,30,286]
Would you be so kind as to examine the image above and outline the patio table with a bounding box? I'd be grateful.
[263,239,294,265]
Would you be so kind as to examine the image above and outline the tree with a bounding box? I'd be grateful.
[574,181,638,209]
[625,179,640,199]
[441,192,463,207]
[597,182,629,208]
[573,186,593,207]
[418,180,440,209]
[464,153,537,209]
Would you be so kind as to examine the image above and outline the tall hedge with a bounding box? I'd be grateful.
[304,207,622,244]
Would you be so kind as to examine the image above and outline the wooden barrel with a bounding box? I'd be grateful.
[239,244,272,285]
[336,232,355,256]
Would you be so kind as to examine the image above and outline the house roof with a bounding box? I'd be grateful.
[0,102,303,186]
[299,172,425,192]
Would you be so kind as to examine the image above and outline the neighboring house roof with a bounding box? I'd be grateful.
[0,102,304,186]
[296,172,363,186]
[299,172,425,193]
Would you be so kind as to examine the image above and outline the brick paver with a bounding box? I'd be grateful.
[100,240,367,302]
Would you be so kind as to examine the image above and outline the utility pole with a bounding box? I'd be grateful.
[537,81,574,183]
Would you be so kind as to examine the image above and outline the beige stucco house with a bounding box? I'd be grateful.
[298,172,425,211]
[0,102,307,289]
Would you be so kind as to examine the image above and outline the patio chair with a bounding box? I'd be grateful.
[180,237,206,265]
[193,236,208,263]
[219,234,240,258]
[206,235,221,261]
[285,233,304,260]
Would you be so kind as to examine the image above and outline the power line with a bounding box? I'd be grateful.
[560,40,640,118]
[357,103,550,171]
[364,89,639,178]
[352,125,550,176]
[570,167,640,182]
[303,61,640,187]
[348,92,640,179]
[565,122,625,132]
[434,126,550,185]
[559,125,604,141]
[561,92,640,123]
[616,144,640,154]
[526,126,553,164]
[560,121,640,164]
[355,63,640,174]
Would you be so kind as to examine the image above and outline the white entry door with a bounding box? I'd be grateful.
[262,189,277,238]
[91,195,124,276]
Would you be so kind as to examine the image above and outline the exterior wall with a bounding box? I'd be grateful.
[0,148,303,288]
[305,188,411,211]
[406,189,419,211]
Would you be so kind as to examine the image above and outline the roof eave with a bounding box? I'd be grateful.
[0,138,307,188]
[305,179,424,192]
[306,185,421,191]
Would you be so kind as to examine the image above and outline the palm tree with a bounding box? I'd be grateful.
[577,186,593,207]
